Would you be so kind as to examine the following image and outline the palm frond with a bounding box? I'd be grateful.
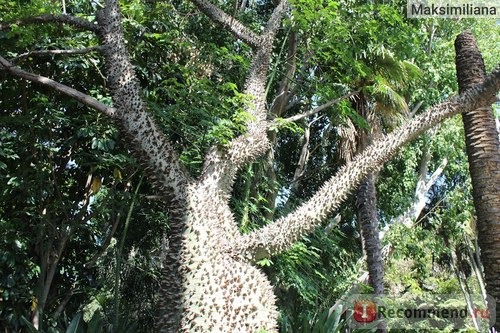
[370,75,409,119]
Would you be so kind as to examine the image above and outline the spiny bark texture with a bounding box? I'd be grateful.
[155,1,288,331]
[455,31,500,329]
[95,1,191,330]
[189,0,260,48]
[96,1,188,208]
[158,183,278,332]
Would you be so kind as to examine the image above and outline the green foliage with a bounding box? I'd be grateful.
[20,316,39,333]
[0,3,164,330]
[285,304,379,333]
[269,228,360,331]
[65,312,83,333]
[271,118,305,134]
[0,131,19,170]
[337,99,370,130]
[377,140,421,222]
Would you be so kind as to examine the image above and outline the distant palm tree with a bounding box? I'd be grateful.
[340,45,421,296]
[455,31,500,329]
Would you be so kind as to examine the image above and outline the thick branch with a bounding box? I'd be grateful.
[189,0,260,49]
[0,14,99,33]
[96,0,189,214]
[407,158,447,225]
[385,155,446,234]
[224,1,289,164]
[0,55,115,117]
[200,2,290,185]
[237,66,500,261]
[13,46,102,62]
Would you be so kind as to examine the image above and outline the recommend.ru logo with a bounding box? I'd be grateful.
[345,293,495,331]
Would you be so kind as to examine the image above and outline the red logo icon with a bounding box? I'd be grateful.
[353,300,377,323]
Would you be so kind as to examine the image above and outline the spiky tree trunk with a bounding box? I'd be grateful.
[455,31,500,329]
[96,1,285,331]
[1,1,500,331]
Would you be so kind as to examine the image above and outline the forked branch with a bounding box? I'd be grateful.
[201,1,290,180]
[226,0,290,156]
[237,66,500,261]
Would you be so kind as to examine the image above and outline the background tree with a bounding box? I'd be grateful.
[347,46,421,296]
[455,30,500,328]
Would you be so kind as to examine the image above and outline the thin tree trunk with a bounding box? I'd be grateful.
[356,172,384,295]
[449,246,481,331]
[466,237,488,304]
[353,94,384,296]
[455,31,500,329]
[262,30,298,221]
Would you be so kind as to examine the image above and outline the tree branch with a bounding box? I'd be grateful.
[263,0,289,37]
[189,0,260,49]
[12,46,102,62]
[269,29,297,118]
[52,287,77,320]
[85,211,122,268]
[0,14,100,33]
[200,2,290,187]
[279,91,358,123]
[292,122,310,182]
[409,100,423,117]
[381,154,446,239]
[0,55,116,118]
[236,65,500,261]
[96,0,189,215]
[225,1,289,161]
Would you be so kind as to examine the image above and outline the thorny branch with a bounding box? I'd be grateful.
[200,1,290,182]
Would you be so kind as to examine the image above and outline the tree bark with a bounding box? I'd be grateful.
[356,172,384,295]
[455,31,500,329]
[352,93,384,296]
